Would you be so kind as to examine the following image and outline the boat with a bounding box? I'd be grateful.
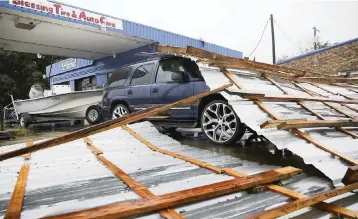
[12,84,103,127]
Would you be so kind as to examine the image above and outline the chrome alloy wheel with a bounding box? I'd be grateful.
[112,105,128,119]
[202,102,238,143]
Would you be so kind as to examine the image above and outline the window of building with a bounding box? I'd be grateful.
[108,66,133,88]
[130,63,155,85]
[156,59,186,83]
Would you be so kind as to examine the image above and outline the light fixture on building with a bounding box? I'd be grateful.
[113,53,117,58]
[15,17,40,30]
[37,53,43,59]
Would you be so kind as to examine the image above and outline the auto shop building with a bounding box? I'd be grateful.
[0,0,244,91]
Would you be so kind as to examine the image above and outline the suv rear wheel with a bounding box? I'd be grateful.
[201,100,245,145]
[112,104,129,119]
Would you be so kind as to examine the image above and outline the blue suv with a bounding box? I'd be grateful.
[96,55,245,144]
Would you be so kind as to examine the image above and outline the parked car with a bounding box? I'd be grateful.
[90,55,246,145]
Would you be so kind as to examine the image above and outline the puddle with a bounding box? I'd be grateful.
[170,130,326,179]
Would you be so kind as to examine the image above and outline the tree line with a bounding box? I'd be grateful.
[0,50,62,106]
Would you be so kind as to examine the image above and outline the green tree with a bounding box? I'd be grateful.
[0,50,62,106]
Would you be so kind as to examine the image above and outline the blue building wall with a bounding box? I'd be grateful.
[49,44,156,86]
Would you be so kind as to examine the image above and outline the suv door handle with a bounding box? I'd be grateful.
[127,90,133,95]
[152,88,159,93]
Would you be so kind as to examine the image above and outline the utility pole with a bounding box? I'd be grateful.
[270,14,276,64]
[313,26,319,50]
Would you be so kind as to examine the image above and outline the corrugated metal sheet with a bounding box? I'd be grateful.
[200,67,358,185]
[1,122,356,219]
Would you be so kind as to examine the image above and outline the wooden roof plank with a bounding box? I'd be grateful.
[260,119,308,129]
[4,165,30,219]
[276,120,358,130]
[226,90,358,105]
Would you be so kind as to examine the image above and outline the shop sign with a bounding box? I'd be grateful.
[10,0,123,29]
[61,58,77,71]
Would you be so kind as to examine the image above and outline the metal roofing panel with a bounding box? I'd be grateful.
[2,122,356,218]
[200,67,358,185]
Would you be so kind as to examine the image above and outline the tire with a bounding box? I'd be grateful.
[86,106,103,125]
[19,113,31,128]
[111,104,129,119]
[200,100,246,145]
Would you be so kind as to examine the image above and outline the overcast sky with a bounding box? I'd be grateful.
[58,0,358,64]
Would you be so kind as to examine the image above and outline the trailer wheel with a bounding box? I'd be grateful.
[19,113,31,128]
[86,106,103,125]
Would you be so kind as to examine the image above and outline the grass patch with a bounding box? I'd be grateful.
[11,128,33,138]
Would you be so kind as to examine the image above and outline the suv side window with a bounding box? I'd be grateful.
[156,59,186,83]
[130,63,155,85]
[108,66,133,87]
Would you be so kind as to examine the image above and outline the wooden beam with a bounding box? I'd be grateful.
[185,46,306,77]
[342,165,358,185]
[4,164,30,219]
[84,138,183,219]
[221,68,244,89]
[24,139,34,160]
[298,77,358,85]
[215,63,298,81]
[260,119,308,129]
[83,137,103,155]
[0,84,232,162]
[155,45,187,55]
[226,90,358,105]
[122,125,357,218]
[292,82,329,98]
[42,167,301,219]
[276,120,358,130]
[245,182,358,219]
[263,76,289,94]
[291,128,358,165]
[324,102,357,120]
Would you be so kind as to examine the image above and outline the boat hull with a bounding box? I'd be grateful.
[13,90,103,119]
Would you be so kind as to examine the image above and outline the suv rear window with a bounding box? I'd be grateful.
[130,63,155,85]
[108,66,133,87]
[156,59,186,83]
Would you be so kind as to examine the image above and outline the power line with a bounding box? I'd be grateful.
[273,19,305,53]
[248,18,270,57]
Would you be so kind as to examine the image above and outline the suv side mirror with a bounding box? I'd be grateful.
[171,71,186,82]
